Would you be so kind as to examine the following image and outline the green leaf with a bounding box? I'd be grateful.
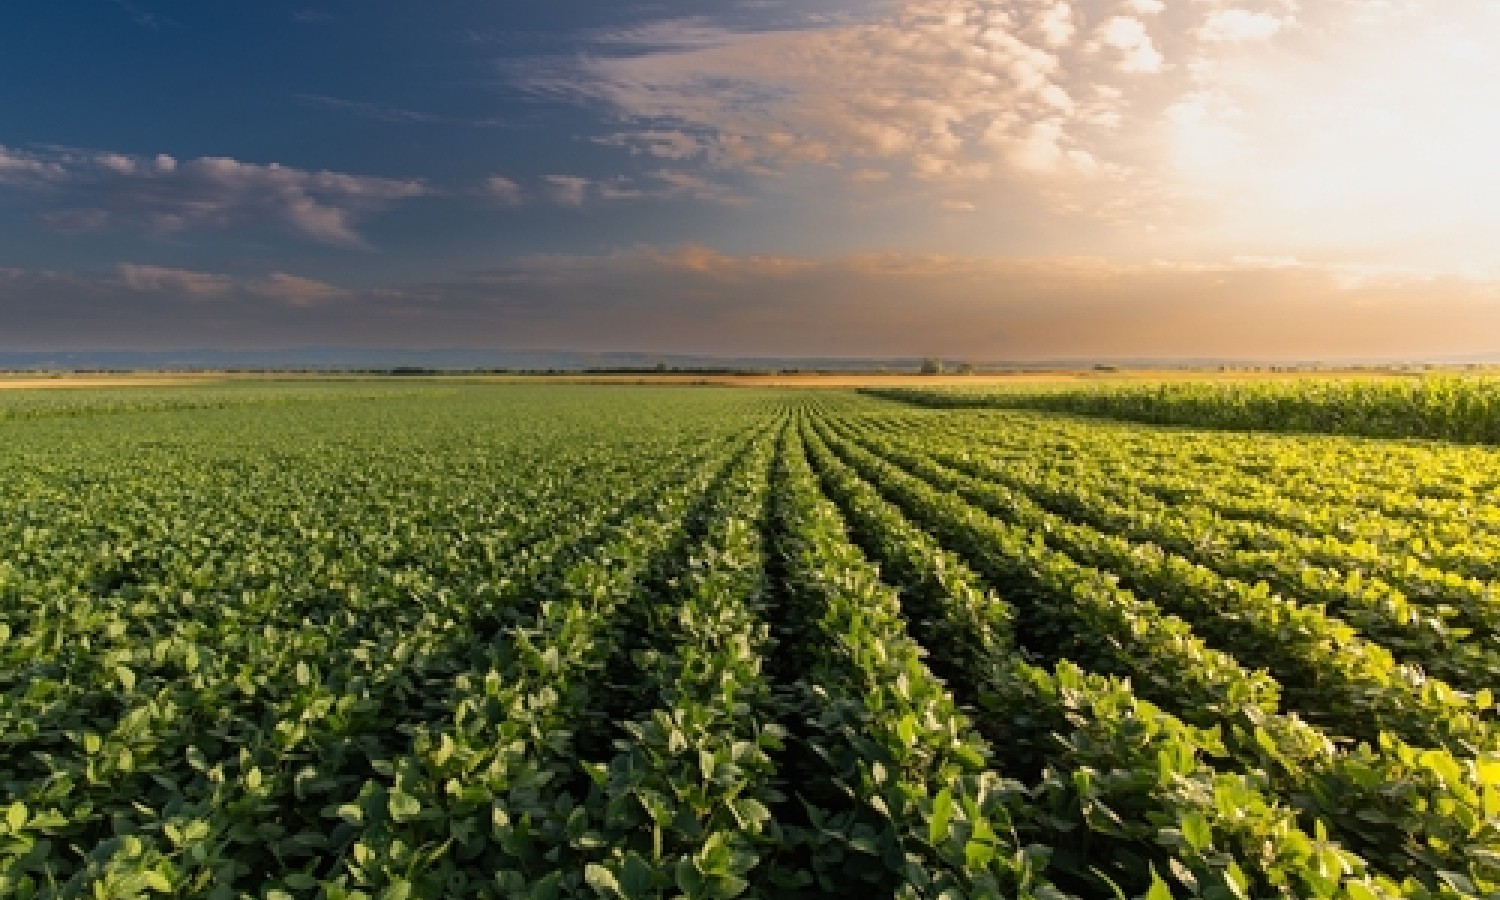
[6,802,26,831]
[619,852,655,898]
[929,789,954,846]
[964,839,995,870]
[142,869,173,892]
[379,882,412,900]
[528,872,563,900]
[1179,811,1212,853]
[730,798,771,832]
[675,856,706,896]
[388,791,421,823]
[709,873,748,898]
[896,714,917,747]
[1223,860,1250,900]
[1144,867,1174,900]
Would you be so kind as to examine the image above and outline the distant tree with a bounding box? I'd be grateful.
[920,357,944,375]
[956,362,976,374]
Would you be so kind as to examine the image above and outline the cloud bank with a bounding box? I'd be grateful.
[0,145,427,246]
[530,0,1500,275]
[5,248,1498,360]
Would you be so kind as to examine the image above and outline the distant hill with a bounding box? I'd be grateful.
[0,347,1496,373]
[0,348,929,373]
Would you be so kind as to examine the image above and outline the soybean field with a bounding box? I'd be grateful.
[2,384,1497,900]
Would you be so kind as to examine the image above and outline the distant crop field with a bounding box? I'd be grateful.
[871,375,1500,444]
[1,384,1496,898]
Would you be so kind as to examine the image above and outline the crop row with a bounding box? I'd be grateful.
[800,404,1497,896]
[4,387,1499,898]
[1,390,788,898]
[879,406,1500,567]
[847,414,1500,688]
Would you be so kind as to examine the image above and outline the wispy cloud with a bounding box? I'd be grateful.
[593,130,708,160]
[295,94,508,128]
[0,146,68,185]
[585,17,742,50]
[118,264,234,299]
[115,264,346,306]
[246,272,349,306]
[110,0,176,30]
[544,175,590,207]
[527,170,744,207]
[0,144,427,246]
[0,263,353,348]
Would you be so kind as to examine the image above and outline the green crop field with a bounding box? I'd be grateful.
[2,383,1497,899]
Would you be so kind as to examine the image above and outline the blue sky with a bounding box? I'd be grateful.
[0,1,797,281]
[3,0,1499,359]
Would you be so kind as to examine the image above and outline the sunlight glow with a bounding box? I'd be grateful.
[1169,2,1500,276]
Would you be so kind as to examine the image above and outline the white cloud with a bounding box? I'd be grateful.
[1036,2,1075,46]
[508,0,1498,277]
[1005,119,1073,172]
[484,175,524,206]
[1097,16,1164,73]
[0,146,67,186]
[1200,9,1288,42]
[0,145,426,246]
[538,0,1086,190]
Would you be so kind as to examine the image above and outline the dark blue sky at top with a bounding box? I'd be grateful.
[0,0,875,287]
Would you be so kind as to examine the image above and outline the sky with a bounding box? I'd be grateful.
[2,0,1498,361]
